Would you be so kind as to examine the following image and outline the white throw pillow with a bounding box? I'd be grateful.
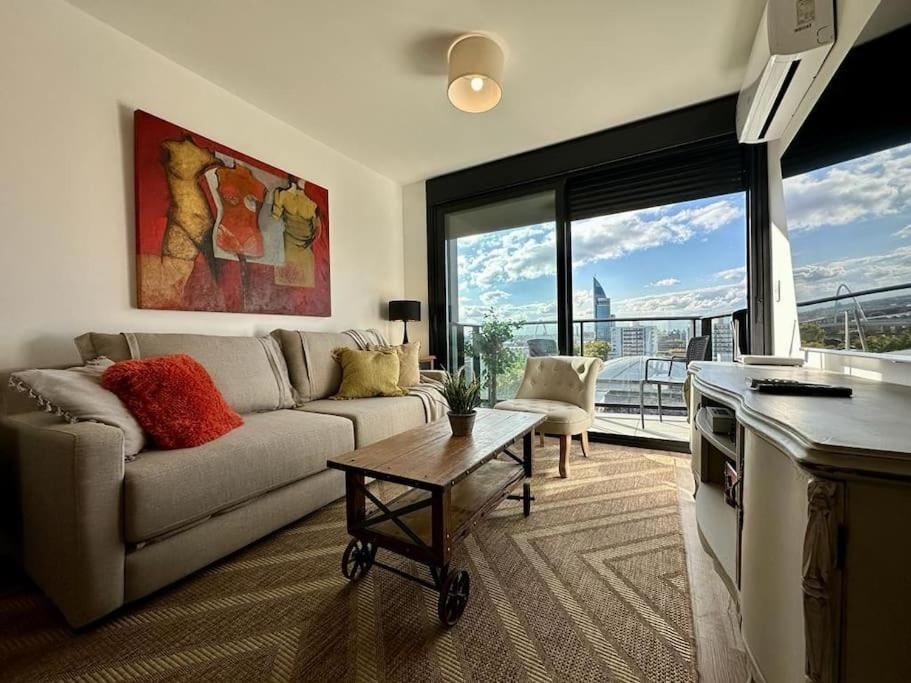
[9,357,145,460]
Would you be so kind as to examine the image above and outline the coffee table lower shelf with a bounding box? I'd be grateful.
[338,451,534,626]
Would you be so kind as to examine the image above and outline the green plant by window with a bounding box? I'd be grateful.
[466,308,522,405]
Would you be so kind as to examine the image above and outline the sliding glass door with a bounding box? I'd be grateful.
[570,192,747,440]
[428,130,760,446]
[443,190,557,405]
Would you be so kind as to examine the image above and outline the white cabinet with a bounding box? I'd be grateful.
[689,362,911,683]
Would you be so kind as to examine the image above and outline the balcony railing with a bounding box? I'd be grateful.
[796,282,911,354]
[448,313,736,413]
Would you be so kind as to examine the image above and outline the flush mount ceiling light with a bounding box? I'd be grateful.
[447,34,505,113]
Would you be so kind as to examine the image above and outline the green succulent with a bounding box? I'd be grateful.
[440,367,482,415]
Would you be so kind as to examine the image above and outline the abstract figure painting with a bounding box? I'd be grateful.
[134,110,330,315]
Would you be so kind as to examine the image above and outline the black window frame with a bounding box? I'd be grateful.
[427,94,772,372]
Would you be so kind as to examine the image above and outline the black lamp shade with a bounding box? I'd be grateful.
[388,300,421,322]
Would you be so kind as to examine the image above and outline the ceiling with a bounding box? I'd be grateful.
[69,0,770,183]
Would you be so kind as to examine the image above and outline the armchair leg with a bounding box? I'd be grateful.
[639,380,646,428]
[580,431,590,458]
[559,435,570,478]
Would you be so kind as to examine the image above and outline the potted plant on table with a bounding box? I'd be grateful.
[440,367,482,436]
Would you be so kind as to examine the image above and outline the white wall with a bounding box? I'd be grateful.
[0,1,404,370]
[803,349,911,386]
[767,137,801,357]
[402,181,431,353]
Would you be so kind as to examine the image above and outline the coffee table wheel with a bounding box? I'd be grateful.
[341,539,374,581]
[437,569,470,626]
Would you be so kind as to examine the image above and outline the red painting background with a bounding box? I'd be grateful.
[134,110,330,316]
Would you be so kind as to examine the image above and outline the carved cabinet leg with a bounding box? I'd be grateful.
[802,478,844,683]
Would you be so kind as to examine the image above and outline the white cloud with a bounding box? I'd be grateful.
[649,278,680,287]
[573,288,593,318]
[455,196,743,290]
[459,300,557,325]
[612,281,747,318]
[571,199,743,267]
[895,224,911,239]
[715,265,746,281]
[478,289,510,306]
[783,143,911,231]
[792,246,911,301]
[457,224,556,289]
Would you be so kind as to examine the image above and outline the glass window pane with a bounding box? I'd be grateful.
[783,142,911,355]
[444,191,557,404]
[570,191,747,440]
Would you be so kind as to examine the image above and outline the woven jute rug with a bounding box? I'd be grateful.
[0,441,697,682]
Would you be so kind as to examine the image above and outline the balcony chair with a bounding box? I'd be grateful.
[494,355,603,478]
[527,338,558,357]
[639,335,710,427]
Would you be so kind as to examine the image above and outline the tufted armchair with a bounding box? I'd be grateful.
[494,355,603,478]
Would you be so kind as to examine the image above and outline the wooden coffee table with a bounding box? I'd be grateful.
[327,408,545,626]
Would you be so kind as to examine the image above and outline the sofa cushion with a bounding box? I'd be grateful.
[298,395,426,447]
[75,332,295,414]
[123,410,353,543]
[369,342,421,387]
[272,330,356,402]
[9,358,146,458]
[102,354,243,450]
[332,347,407,400]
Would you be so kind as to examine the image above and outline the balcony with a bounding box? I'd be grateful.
[449,313,735,444]
[796,282,911,355]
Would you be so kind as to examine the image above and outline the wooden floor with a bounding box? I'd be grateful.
[592,411,690,441]
[672,454,751,683]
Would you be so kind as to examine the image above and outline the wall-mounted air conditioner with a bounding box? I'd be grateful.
[736,0,836,144]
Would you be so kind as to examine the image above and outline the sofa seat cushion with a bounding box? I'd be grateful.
[494,399,592,435]
[298,396,426,447]
[124,410,353,543]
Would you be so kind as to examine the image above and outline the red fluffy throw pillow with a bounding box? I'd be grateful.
[102,354,243,449]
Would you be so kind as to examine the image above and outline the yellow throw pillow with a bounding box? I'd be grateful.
[331,347,408,400]
[368,341,421,388]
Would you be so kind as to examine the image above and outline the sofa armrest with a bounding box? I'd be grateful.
[420,369,447,383]
[2,412,125,627]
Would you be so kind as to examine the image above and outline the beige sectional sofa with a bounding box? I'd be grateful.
[0,330,444,627]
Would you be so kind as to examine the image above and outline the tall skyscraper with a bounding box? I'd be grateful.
[593,277,612,340]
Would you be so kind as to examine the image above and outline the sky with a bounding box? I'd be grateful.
[453,141,911,324]
[783,141,911,302]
